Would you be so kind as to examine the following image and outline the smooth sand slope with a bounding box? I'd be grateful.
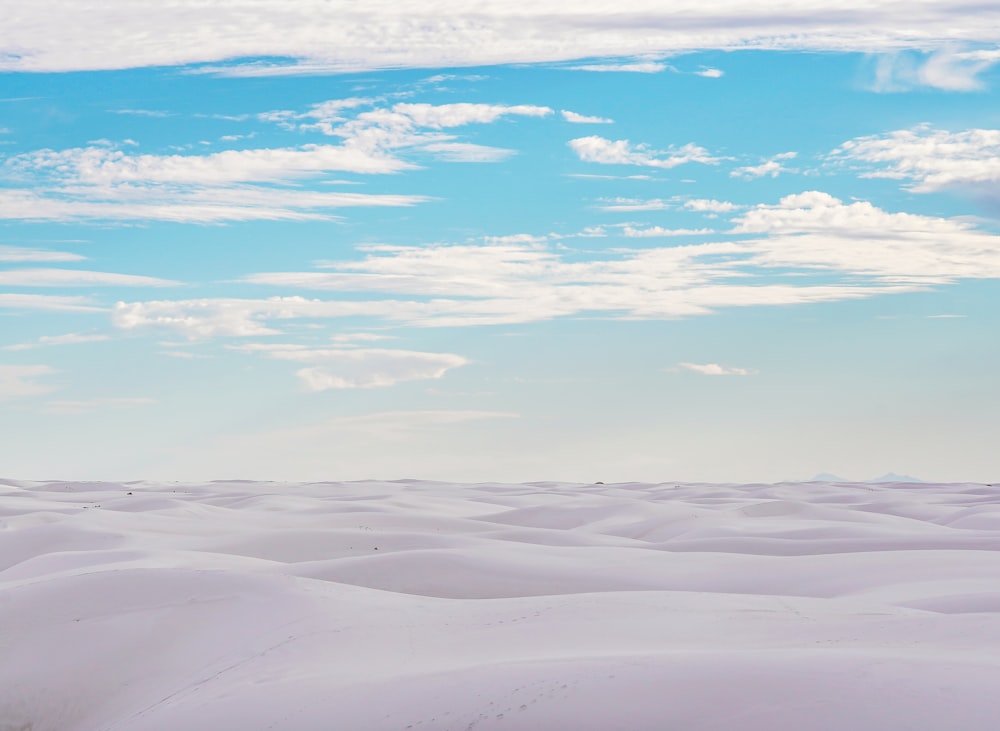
[2,478,999,730]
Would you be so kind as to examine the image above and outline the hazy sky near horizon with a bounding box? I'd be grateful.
[1,2,999,483]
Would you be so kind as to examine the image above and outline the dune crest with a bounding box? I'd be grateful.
[2,479,999,730]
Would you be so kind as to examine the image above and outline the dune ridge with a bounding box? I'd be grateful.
[2,479,999,730]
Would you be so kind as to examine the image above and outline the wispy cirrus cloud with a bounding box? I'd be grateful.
[0,100,557,223]
[561,110,614,124]
[568,61,668,73]
[3,332,110,351]
[569,136,719,169]
[597,197,672,211]
[621,226,715,237]
[0,143,425,223]
[0,293,103,312]
[44,396,155,414]
[868,48,1000,92]
[0,364,57,400]
[228,343,470,390]
[0,245,85,262]
[0,268,177,287]
[111,189,1000,339]
[676,362,755,376]
[7,2,1000,75]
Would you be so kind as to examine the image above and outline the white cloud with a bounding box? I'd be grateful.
[869,48,1000,92]
[418,142,516,163]
[0,364,57,400]
[0,100,558,223]
[0,245,85,262]
[481,233,549,245]
[831,125,1000,194]
[6,144,411,185]
[4,3,1000,74]
[622,226,716,237]
[330,332,395,345]
[113,190,1000,337]
[0,293,103,312]
[731,190,1000,283]
[393,103,552,128]
[0,268,177,287]
[597,197,671,211]
[684,198,740,213]
[3,333,109,351]
[569,62,668,73]
[0,180,427,224]
[159,349,212,359]
[731,152,798,179]
[44,397,155,414]
[111,108,171,117]
[231,343,469,390]
[566,173,655,181]
[695,68,724,78]
[561,110,614,124]
[569,136,718,169]
[677,362,755,376]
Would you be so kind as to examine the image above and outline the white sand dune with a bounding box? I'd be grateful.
[2,479,999,730]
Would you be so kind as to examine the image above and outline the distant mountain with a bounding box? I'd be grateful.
[866,472,925,483]
[811,472,849,482]
[803,472,926,483]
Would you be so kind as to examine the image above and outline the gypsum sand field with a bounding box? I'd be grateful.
[2,478,1000,731]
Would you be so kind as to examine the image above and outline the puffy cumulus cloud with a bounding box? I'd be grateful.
[569,136,718,169]
[831,126,1000,194]
[731,191,1000,283]
[0,268,177,287]
[0,364,57,400]
[731,152,798,180]
[684,198,740,214]
[695,68,724,78]
[677,362,755,376]
[8,2,1000,73]
[733,191,956,235]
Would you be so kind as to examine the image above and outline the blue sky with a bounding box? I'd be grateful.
[2,2,999,482]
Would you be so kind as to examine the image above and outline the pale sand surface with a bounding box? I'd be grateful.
[2,478,999,730]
